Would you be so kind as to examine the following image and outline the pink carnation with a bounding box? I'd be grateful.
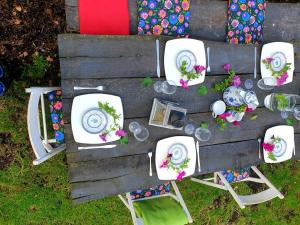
[232,121,240,126]
[160,160,169,168]
[219,112,231,120]
[262,143,274,152]
[99,134,107,142]
[180,79,189,90]
[246,107,253,113]
[115,129,127,137]
[232,75,241,86]
[193,65,206,74]
[223,63,231,72]
[266,57,274,64]
[276,72,288,86]
[176,171,186,181]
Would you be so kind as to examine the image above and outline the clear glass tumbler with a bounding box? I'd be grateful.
[129,121,149,142]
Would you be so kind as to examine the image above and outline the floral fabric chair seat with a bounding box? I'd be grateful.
[137,0,191,37]
[217,167,250,184]
[227,0,267,44]
[48,90,64,144]
[130,182,171,200]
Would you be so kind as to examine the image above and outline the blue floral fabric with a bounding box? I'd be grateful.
[48,90,64,143]
[227,0,267,44]
[137,0,190,37]
[217,167,250,184]
[130,182,171,200]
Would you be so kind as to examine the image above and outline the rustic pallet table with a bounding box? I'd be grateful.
[58,34,300,204]
[64,0,300,42]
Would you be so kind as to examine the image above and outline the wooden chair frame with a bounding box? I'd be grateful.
[191,166,284,209]
[26,87,66,165]
[118,181,193,225]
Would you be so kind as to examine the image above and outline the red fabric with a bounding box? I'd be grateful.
[79,0,130,35]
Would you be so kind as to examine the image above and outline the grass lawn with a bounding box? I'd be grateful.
[0,81,299,225]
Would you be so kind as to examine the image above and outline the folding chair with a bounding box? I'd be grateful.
[118,181,193,225]
[26,87,66,165]
[191,166,284,209]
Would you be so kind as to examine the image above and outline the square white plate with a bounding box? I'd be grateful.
[260,42,294,85]
[263,125,294,163]
[71,94,124,144]
[155,136,196,180]
[164,38,206,86]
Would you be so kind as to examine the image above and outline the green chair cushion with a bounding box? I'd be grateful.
[133,196,189,225]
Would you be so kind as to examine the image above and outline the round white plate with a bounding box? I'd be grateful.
[176,50,196,72]
[82,108,108,134]
[168,143,188,166]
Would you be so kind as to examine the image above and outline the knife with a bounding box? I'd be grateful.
[156,39,160,78]
[196,141,201,172]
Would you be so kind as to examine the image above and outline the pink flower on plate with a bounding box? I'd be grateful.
[246,107,253,113]
[176,171,186,181]
[232,75,241,86]
[223,63,231,72]
[193,65,206,74]
[266,57,274,64]
[180,79,189,90]
[276,72,288,86]
[99,134,107,142]
[115,129,127,137]
[160,160,169,168]
[232,121,240,126]
[219,112,231,120]
[262,143,274,152]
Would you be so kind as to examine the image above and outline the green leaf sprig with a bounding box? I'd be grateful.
[213,69,235,92]
[215,117,227,131]
[227,104,247,113]
[275,94,289,111]
[141,77,154,87]
[179,60,202,81]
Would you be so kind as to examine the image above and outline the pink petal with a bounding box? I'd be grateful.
[223,63,231,72]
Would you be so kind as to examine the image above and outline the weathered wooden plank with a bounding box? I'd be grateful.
[61,74,300,123]
[65,107,300,163]
[58,34,300,79]
[64,0,300,42]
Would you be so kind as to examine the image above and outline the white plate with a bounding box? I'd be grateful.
[164,39,206,86]
[155,136,196,180]
[71,94,124,144]
[260,42,294,85]
[263,125,294,163]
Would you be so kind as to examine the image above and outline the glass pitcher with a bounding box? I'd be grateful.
[264,93,300,112]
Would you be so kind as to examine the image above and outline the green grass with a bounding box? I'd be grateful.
[0,81,299,225]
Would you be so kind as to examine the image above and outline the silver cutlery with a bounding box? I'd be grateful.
[156,39,160,78]
[254,47,257,79]
[206,47,211,74]
[78,144,116,150]
[196,141,201,172]
[74,86,105,91]
[148,152,153,176]
[258,138,261,159]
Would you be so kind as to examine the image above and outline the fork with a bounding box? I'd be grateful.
[74,86,105,91]
[196,141,201,172]
[258,138,262,159]
[148,152,153,176]
[156,39,160,78]
[206,47,211,74]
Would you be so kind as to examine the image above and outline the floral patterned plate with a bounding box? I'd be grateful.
[263,125,294,163]
[156,136,196,180]
[261,42,295,85]
[223,86,245,107]
[164,38,206,86]
[71,94,123,144]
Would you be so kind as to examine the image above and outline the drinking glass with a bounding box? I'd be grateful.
[280,111,289,119]
[265,93,300,112]
[154,80,176,95]
[184,123,195,135]
[293,106,300,120]
[129,121,149,142]
[244,79,253,90]
[257,77,276,90]
[195,127,211,142]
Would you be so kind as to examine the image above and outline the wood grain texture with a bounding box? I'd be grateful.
[58,34,300,79]
[64,0,300,43]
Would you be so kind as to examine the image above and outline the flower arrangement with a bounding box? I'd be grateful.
[274,94,289,111]
[179,60,206,90]
[98,102,128,144]
[262,58,291,86]
[213,64,254,130]
[262,136,283,161]
[160,153,190,181]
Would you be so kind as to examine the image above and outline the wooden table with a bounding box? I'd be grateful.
[58,34,300,204]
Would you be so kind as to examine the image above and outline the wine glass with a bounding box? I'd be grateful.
[154,81,163,93]
[162,80,177,94]
[257,77,276,90]
[195,127,211,142]
[129,121,149,142]
[184,123,195,135]
[293,106,300,120]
